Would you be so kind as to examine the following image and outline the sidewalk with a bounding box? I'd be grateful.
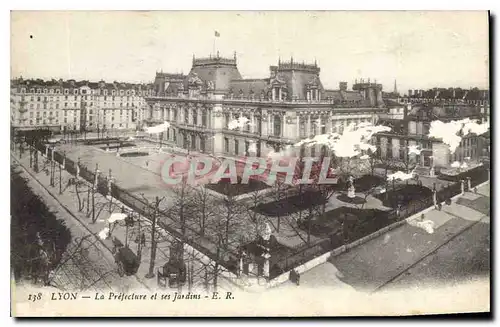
[12,150,240,293]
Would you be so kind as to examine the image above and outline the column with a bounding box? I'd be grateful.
[272,88,276,101]
[307,115,311,136]
[251,112,255,134]
[268,114,273,136]
[296,115,300,139]
[279,88,282,101]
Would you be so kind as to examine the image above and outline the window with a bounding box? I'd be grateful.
[311,118,317,135]
[243,114,250,132]
[234,140,239,155]
[184,108,189,124]
[273,115,282,137]
[224,137,229,152]
[200,138,205,152]
[202,111,207,127]
[399,147,405,160]
[193,109,198,125]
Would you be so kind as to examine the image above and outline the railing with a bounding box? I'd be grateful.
[146,95,383,109]
[30,139,239,276]
[270,167,489,279]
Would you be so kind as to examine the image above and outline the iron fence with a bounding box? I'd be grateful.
[27,139,489,280]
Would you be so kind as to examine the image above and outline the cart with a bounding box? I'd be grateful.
[157,259,187,288]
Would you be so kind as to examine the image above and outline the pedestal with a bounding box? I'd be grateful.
[238,257,244,277]
[460,180,465,194]
[467,178,471,191]
[429,166,435,177]
[262,253,271,279]
[433,190,437,207]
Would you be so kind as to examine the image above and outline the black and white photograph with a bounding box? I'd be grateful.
[9,10,491,317]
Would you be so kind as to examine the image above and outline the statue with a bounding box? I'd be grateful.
[347,176,356,199]
[261,222,272,242]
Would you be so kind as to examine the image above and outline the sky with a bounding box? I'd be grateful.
[11,11,489,94]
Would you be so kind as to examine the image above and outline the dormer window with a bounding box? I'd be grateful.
[64,89,69,94]
[37,89,41,94]
[43,89,48,94]
[21,88,26,93]
[55,89,60,94]
[49,89,54,94]
[30,88,34,93]
[74,89,78,95]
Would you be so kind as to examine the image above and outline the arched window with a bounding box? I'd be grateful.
[273,115,282,137]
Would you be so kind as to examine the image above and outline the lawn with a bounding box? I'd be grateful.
[205,176,270,197]
[253,190,327,217]
[299,206,390,239]
[332,174,386,193]
[374,184,433,208]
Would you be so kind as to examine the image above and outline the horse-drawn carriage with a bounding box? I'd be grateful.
[111,237,140,277]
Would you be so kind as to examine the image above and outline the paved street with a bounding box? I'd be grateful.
[282,182,490,292]
[11,159,146,292]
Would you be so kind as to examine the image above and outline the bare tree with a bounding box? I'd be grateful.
[192,186,217,237]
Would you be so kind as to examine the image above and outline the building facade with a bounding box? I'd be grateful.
[10,78,154,133]
[375,102,486,172]
[144,53,386,157]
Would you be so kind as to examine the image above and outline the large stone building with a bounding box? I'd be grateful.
[144,52,386,157]
[10,78,154,133]
[375,102,487,172]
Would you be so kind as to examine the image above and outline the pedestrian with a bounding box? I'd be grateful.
[146,160,149,168]
[141,232,146,247]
